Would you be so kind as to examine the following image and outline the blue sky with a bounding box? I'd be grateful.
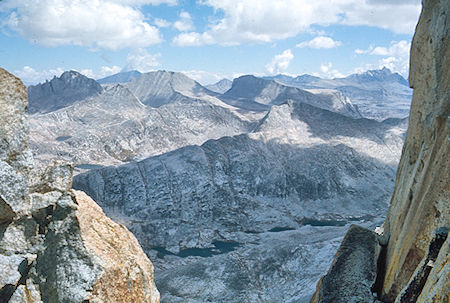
[0,0,421,85]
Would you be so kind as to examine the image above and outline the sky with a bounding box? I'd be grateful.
[0,0,422,85]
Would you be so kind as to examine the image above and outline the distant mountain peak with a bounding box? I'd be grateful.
[97,70,142,84]
[28,70,103,114]
[125,70,215,107]
[205,79,232,94]
[348,67,408,86]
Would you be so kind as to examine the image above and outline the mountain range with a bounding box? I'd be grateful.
[26,67,410,302]
[263,67,412,121]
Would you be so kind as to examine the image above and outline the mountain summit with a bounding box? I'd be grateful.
[125,70,216,107]
[345,67,408,86]
[28,70,103,114]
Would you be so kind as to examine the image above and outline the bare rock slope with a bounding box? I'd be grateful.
[0,68,159,303]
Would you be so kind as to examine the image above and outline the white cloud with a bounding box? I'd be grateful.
[181,70,230,85]
[173,12,194,32]
[79,66,122,79]
[171,0,420,46]
[296,36,342,49]
[313,62,345,79]
[13,65,121,85]
[154,18,171,28]
[123,48,161,72]
[13,66,65,85]
[109,0,177,5]
[354,40,411,77]
[172,32,214,46]
[340,1,421,35]
[266,49,294,74]
[1,0,163,50]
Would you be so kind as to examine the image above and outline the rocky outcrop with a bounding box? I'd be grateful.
[0,68,159,303]
[310,225,380,303]
[28,70,103,114]
[310,0,449,302]
[381,0,449,301]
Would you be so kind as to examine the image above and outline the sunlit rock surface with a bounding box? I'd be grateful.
[381,0,449,301]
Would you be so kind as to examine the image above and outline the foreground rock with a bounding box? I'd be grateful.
[310,225,380,303]
[311,0,449,302]
[0,67,159,303]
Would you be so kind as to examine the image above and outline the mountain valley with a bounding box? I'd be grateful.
[26,67,410,302]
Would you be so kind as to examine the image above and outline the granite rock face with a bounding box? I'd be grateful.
[0,68,159,303]
[381,0,449,300]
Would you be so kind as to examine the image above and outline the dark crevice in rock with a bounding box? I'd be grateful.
[0,284,15,303]
[0,258,34,303]
[32,205,56,235]
[372,240,388,301]
[398,227,448,303]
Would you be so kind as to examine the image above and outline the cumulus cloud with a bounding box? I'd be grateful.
[296,36,342,49]
[1,0,163,50]
[173,12,194,32]
[340,1,420,35]
[355,40,411,77]
[13,66,65,85]
[122,48,161,72]
[13,65,121,85]
[172,32,214,46]
[109,0,177,5]
[266,49,294,74]
[313,62,345,79]
[181,70,230,85]
[79,66,122,79]
[154,18,171,28]
[171,0,420,46]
